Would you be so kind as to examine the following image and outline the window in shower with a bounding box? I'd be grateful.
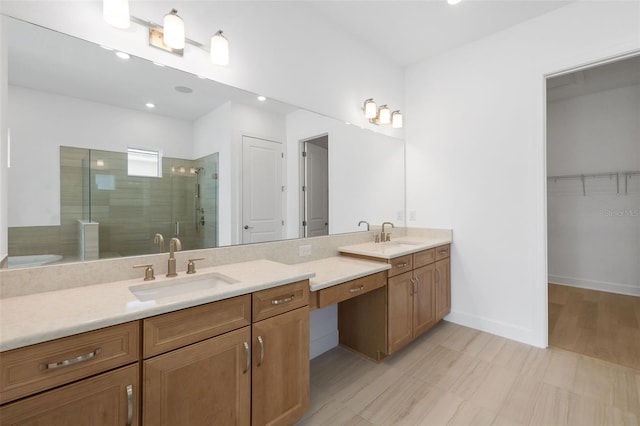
[127,147,162,178]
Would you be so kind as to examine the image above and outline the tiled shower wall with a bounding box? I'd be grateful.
[8,147,218,261]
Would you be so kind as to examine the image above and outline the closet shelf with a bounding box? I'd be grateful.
[547,171,639,196]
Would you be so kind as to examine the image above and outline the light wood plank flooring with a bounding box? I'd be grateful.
[549,284,640,371]
[298,321,640,426]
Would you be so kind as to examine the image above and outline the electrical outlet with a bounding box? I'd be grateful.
[299,245,312,257]
[396,210,404,221]
[409,210,417,221]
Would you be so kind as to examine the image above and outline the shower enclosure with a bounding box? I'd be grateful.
[64,147,218,260]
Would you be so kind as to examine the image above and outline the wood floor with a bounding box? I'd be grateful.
[298,321,640,426]
[549,284,640,371]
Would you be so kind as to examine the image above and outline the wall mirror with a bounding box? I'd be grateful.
[3,16,405,269]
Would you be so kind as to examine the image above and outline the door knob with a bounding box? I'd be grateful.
[244,225,253,230]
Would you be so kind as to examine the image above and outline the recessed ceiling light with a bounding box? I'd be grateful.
[175,86,193,94]
[115,51,130,60]
[145,102,155,108]
[447,0,462,4]
[100,45,114,51]
[257,96,267,102]
[197,75,207,80]
[152,62,165,67]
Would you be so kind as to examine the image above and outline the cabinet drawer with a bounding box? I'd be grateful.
[435,244,451,261]
[318,271,387,308]
[388,255,413,277]
[413,249,435,268]
[143,294,251,358]
[253,280,309,322]
[0,321,139,404]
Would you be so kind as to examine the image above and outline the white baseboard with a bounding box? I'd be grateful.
[444,311,544,348]
[310,331,339,360]
[548,275,640,297]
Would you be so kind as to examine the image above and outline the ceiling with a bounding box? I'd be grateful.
[305,0,573,66]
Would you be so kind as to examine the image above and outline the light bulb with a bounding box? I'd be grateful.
[364,99,377,119]
[163,9,185,50]
[378,105,391,124]
[103,0,130,29]
[391,111,403,128]
[210,30,229,66]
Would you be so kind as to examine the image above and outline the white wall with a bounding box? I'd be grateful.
[285,109,405,239]
[405,1,640,347]
[7,85,193,227]
[547,84,640,296]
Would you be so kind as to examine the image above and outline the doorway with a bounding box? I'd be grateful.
[241,136,283,244]
[300,135,329,238]
[546,54,640,369]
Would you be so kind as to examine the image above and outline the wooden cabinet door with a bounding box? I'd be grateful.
[387,271,414,354]
[143,327,251,426]
[435,258,451,320]
[252,307,309,426]
[413,264,436,338]
[0,364,138,426]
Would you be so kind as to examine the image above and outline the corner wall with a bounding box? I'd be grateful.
[405,1,640,347]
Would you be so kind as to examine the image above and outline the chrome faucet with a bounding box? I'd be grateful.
[166,237,182,277]
[358,220,370,231]
[153,233,164,253]
[381,222,395,242]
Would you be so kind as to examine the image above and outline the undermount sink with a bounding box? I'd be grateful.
[386,240,422,246]
[130,272,238,302]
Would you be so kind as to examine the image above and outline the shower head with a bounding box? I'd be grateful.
[194,167,204,174]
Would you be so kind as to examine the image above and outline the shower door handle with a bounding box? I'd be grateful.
[175,221,180,235]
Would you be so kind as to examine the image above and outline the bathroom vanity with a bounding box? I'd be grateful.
[0,230,452,425]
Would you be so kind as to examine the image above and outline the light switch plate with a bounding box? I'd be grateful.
[409,210,417,221]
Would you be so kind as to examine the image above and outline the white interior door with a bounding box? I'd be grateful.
[242,136,283,244]
[303,138,329,237]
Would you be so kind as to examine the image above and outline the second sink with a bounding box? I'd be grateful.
[130,272,238,302]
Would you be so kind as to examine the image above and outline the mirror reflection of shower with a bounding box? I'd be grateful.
[194,167,205,233]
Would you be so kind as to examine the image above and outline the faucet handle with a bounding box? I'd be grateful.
[133,264,155,281]
[385,233,391,242]
[186,258,205,274]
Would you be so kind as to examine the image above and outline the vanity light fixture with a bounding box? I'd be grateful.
[102,1,230,66]
[162,9,185,50]
[363,98,377,119]
[378,105,391,125]
[210,30,229,66]
[363,99,403,128]
[391,111,403,128]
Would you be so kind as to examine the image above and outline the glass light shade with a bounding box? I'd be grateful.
[378,105,391,124]
[391,111,403,128]
[364,99,377,119]
[210,31,229,66]
[163,9,185,50]
[103,0,130,29]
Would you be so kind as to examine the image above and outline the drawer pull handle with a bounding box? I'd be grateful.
[410,278,417,295]
[395,262,408,268]
[39,348,102,370]
[271,295,294,305]
[439,250,448,255]
[257,336,265,366]
[436,269,441,283]
[349,285,365,293]
[126,384,133,426]
[243,341,250,374]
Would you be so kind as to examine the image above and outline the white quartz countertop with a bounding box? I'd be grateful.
[0,259,314,352]
[291,256,391,292]
[338,236,452,259]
